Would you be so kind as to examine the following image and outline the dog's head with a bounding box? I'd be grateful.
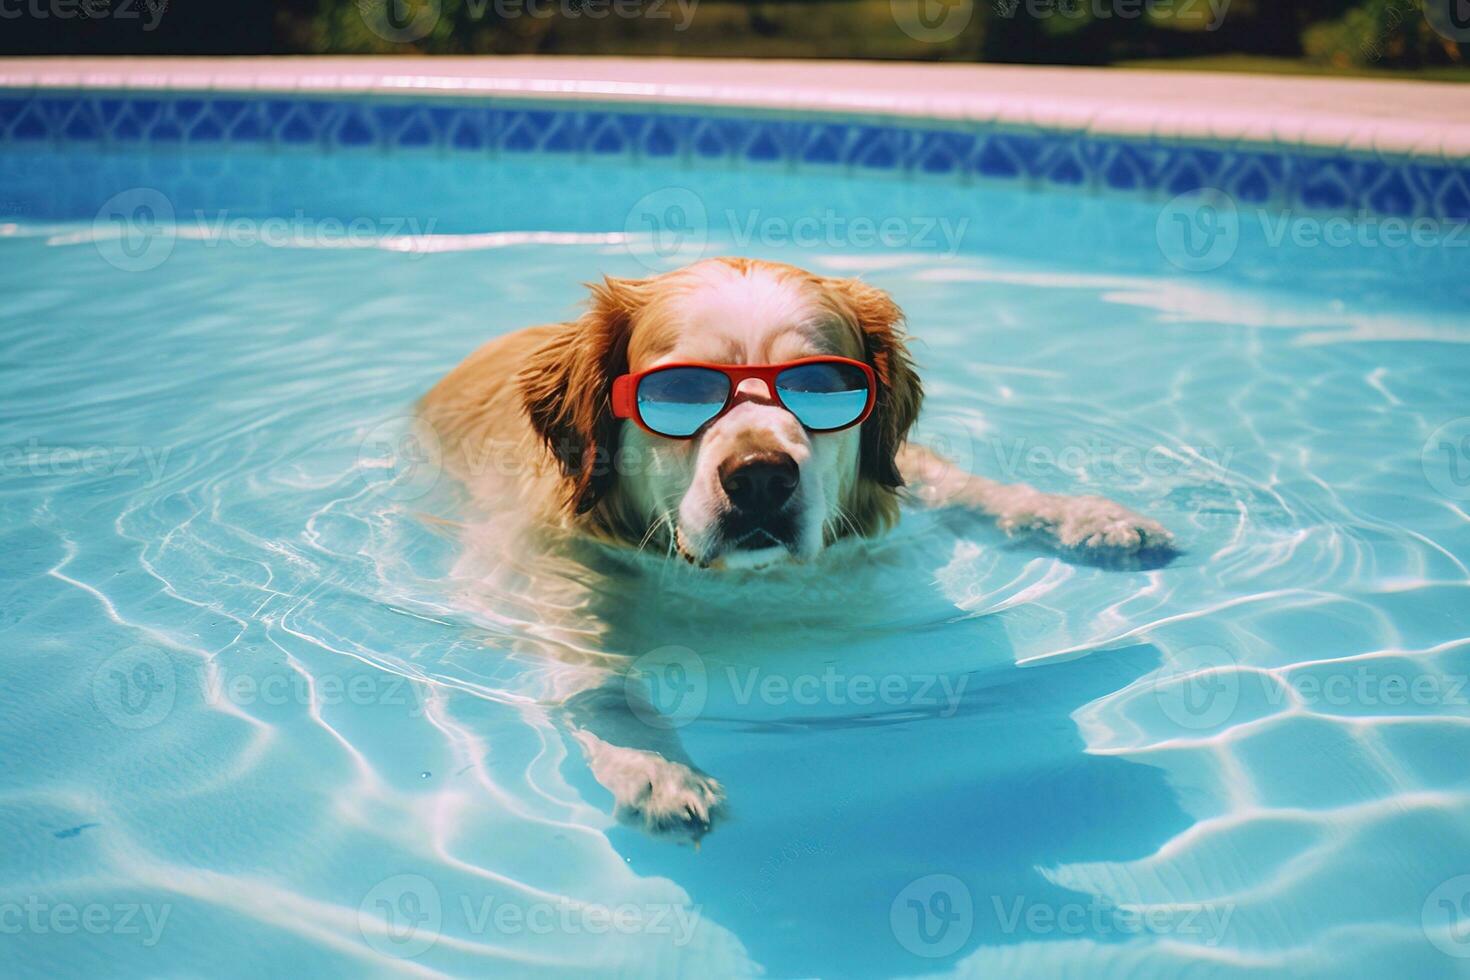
[518,258,921,568]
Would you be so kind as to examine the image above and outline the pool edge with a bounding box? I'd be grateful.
[1,56,1468,163]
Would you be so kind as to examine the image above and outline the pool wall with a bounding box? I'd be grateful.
[2,57,1468,220]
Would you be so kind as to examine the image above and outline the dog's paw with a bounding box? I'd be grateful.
[574,732,725,840]
[616,757,724,838]
[1050,496,1175,554]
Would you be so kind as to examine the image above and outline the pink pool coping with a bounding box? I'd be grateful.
[2,56,1468,160]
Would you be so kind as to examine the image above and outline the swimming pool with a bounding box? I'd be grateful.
[3,81,1470,978]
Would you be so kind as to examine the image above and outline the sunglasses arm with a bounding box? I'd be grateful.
[610,374,636,419]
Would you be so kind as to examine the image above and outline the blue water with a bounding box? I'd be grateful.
[3,138,1470,978]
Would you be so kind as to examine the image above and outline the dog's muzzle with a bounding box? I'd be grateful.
[716,450,800,550]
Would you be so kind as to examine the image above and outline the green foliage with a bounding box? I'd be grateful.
[1301,0,1464,67]
[266,0,1465,76]
[280,0,984,58]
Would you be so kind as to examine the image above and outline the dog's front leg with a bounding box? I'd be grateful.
[899,444,1175,555]
[559,680,725,841]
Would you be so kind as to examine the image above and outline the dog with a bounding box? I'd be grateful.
[418,257,1174,838]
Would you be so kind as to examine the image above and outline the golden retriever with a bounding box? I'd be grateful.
[418,257,1173,838]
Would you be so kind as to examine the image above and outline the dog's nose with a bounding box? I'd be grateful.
[719,452,798,514]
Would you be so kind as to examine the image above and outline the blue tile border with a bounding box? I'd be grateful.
[1,89,1468,221]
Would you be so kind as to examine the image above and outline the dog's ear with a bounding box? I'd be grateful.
[826,277,923,488]
[518,275,645,515]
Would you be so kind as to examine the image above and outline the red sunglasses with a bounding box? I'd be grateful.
[611,356,877,439]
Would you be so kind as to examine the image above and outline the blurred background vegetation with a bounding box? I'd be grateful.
[4,0,1467,80]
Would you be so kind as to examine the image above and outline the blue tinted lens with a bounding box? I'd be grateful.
[775,362,870,431]
[637,367,730,437]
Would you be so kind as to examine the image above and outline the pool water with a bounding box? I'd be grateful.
[3,138,1470,979]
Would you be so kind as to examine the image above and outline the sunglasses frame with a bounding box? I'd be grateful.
[611,356,878,439]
